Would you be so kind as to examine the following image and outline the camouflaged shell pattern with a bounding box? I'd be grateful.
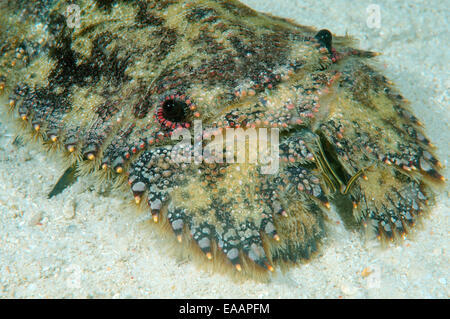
[0,0,443,279]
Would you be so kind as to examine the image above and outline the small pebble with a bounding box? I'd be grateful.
[361,267,373,278]
[63,201,76,219]
[27,211,42,226]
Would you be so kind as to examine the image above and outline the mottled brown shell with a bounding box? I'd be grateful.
[0,0,443,280]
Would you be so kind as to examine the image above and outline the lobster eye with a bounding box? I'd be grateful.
[156,96,196,129]
[315,29,332,53]
[162,99,187,123]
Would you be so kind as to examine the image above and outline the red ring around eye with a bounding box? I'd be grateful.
[155,94,197,129]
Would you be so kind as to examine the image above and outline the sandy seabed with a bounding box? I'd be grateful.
[0,0,448,298]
